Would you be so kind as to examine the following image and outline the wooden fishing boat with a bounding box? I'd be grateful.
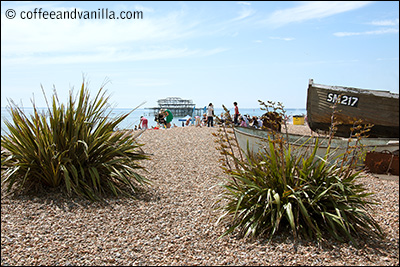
[233,126,399,164]
[307,79,399,138]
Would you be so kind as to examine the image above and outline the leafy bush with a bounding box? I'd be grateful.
[1,81,149,201]
[214,101,383,246]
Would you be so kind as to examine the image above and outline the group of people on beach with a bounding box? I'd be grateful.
[219,101,264,128]
[135,101,280,130]
[136,108,173,130]
[137,103,217,130]
[180,102,215,128]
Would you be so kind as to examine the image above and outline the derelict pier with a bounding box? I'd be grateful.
[147,97,204,117]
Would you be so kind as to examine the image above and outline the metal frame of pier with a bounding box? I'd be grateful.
[148,97,204,117]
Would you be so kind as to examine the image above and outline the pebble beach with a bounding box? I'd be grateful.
[1,124,399,266]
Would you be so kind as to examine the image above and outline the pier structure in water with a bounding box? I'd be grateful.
[147,97,204,117]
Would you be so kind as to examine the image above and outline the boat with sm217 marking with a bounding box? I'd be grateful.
[306,79,399,138]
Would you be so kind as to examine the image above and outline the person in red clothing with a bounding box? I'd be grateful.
[140,116,148,130]
[233,101,240,126]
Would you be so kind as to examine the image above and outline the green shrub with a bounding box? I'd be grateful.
[1,81,149,201]
[214,101,383,246]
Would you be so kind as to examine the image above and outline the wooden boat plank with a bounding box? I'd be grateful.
[307,79,399,138]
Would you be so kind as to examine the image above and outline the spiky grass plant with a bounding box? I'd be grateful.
[214,101,383,246]
[1,81,149,201]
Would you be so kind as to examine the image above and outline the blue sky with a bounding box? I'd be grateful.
[1,1,399,110]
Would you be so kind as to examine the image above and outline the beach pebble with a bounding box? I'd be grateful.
[1,125,398,266]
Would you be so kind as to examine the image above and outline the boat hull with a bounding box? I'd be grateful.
[233,126,399,163]
[306,79,399,138]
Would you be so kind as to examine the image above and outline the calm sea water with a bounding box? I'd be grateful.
[1,106,306,135]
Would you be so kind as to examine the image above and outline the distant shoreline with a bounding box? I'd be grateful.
[1,107,307,134]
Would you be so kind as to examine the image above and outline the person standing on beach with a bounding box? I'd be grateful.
[162,109,173,128]
[140,116,148,130]
[207,103,214,127]
[233,102,240,126]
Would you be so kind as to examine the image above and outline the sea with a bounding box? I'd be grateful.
[1,106,306,135]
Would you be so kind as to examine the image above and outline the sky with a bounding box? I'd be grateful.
[1,1,399,110]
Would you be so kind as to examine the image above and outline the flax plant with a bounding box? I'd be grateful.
[1,80,149,201]
[214,100,383,246]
